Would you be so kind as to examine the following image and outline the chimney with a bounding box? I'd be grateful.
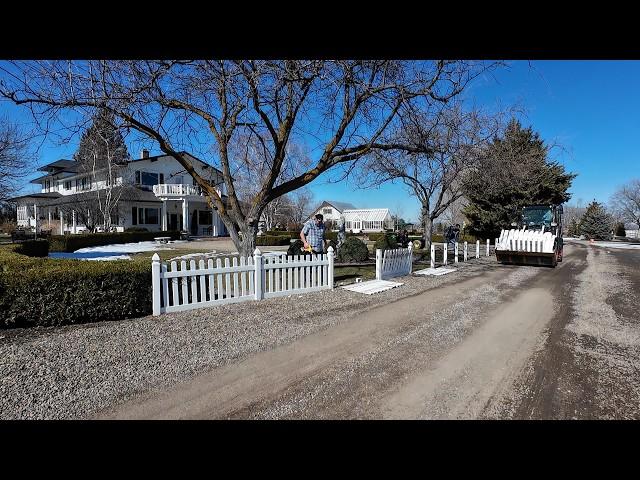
[140,149,150,159]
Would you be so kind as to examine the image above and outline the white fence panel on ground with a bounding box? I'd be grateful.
[376,245,413,280]
[152,247,334,315]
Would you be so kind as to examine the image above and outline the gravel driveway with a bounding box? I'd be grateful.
[0,257,496,419]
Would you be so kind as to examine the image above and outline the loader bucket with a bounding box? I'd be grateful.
[495,250,557,267]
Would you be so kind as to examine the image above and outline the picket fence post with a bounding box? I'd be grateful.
[152,253,161,316]
[327,246,334,289]
[454,242,459,264]
[486,239,490,256]
[464,241,468,262]
[254,248,263,300]
[408,243,413,275]
[476,240,480,259]
[430,243,435,269]
[443,243,448,265]
[375,249,383,280]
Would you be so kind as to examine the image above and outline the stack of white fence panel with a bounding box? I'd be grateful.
[496,228,554,253]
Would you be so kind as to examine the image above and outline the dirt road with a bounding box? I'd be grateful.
[96,241,640,419]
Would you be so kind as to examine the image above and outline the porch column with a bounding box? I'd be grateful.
[212,209,217,237]
[48,208,51,227]
[182,198,189,232]
[60,210,64,235]
[72,209,77,234]
[34,204,37,238]
[161,200,167,231]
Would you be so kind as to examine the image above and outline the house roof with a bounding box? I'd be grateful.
[315,200,358,213]
[38,187,162,207]
[343,208,391,222]
[7,192,63,202]
[37,159,78,173]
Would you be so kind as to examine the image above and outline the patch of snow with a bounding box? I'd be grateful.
[75,241,173,254]
[49,252,132,261]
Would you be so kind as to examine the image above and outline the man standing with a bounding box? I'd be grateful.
[301,213,327,254]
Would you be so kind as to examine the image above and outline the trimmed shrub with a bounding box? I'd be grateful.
[49,231,181,252]
[615,222,626,237]
[13,239,49,257]
[336,237,369,263]
[324,231,338,242]
[265,231,299,239]
[374,233,398,252]
[125,227,150,232]
[256,235,291,246]
[287,239,305,256]
[0,245,151,328]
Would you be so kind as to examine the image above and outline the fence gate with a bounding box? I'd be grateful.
[376,245,413,280]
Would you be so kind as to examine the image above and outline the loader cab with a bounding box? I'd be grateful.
[520,205,563,236]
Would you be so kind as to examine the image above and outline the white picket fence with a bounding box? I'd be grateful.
[429,240,491,268]
[376,245,413,280]
[152,247,334,315]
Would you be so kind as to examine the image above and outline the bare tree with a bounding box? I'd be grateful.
[610,179,640,230]
[0,117,33,203]
[360,102,502,251]
[287,187,315,229]
[0,60,499,255]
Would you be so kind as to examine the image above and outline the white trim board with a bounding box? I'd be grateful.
[341,279,403,295]
[414,267,456,276]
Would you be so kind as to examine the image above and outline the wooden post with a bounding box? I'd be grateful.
[486,239,490,256]
[443,243,448,265]
[152,253,161,316]
[464,241,468,262]
[430,243,435,269]
[375,249,383,280]
[454,242,458,264]
[327,246,334,289]
[254,248,263,300]
[476,240,480,259]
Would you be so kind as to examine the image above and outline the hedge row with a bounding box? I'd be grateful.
[13,239,49,257]
[0,245,151,328]
[264,231,299,239]
[49,231,181,252]
[255,235,292,246]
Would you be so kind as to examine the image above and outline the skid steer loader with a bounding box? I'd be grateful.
[495,204,564,267]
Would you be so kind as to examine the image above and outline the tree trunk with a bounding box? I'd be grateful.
[238,223,258,257]
[422,205,433,253]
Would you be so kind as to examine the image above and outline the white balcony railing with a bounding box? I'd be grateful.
[153,184,222,198]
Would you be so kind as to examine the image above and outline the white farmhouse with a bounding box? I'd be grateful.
[308,200,393,233]
[11,150,229,236]
[625,222,639,239]
[310,200,358,223]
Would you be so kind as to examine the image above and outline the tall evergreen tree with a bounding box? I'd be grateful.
[462,119,576,240]
[69,109,131,231]
[73,109,129,171]
[567,217,579,237]
[579,201,613,240]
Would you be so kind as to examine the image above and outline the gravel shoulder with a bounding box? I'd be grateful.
[489,241,640,419]
[0,256,496,419]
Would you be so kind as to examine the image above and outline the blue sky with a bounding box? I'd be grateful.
[3,60,639,222]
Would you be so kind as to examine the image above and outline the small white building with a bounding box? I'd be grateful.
[308,201,393,233]
[343,209,394,233]
[625,223,639,239]
[11,150,229,236]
